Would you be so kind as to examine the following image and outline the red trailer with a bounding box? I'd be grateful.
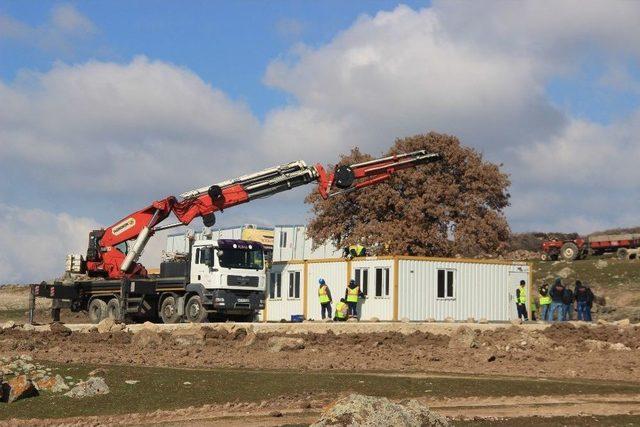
[541,233,640,261]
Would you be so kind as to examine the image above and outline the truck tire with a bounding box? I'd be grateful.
[185,295,208,323]
[88,298,108,324]
[106,298,121,320]
[561,242,579,261]
[159,295,181,324]
[617,248,628,260]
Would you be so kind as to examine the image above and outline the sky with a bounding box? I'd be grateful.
[1,1,640,283]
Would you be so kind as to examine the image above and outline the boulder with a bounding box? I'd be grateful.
[171,327,206,346]
[448,326,479,349]
[64,377,109,398]
[34,374,69,393]
[595,259,608,269]
[96,318,124,334]
[132,329,163,347]
[557,267,575,279]
[610,342,631,351]
[267,337,305,352]
[141,321,160,332]
[2,321,16,330]
[584,339,608,351]
[617,319,631,326]
[4,375,39,403]
[311,394,449,427]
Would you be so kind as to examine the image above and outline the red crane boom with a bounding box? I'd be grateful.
[85,150,441,279]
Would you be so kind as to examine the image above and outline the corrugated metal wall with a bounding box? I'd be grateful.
[265,262,304,321]
[306,260,348,320]
[350,258,395,321]
[398,259,529,321]
[272,225,341,262]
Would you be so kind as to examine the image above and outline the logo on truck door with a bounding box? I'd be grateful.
[112,218,136,236]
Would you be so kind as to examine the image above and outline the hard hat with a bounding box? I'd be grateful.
[319,278,325,285]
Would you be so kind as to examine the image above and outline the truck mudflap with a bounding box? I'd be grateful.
[206,289,265,313]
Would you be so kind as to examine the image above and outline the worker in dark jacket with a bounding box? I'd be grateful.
[562,286,574,321]
[345,279,364,318]
[548,278,566,321]
[574,280,594,321]
[318,278,332,320]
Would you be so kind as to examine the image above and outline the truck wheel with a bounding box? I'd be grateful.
[561,242,579,261]
[540,252,549,261]
[617,248,628,260]
[106,298,121,320]
[185,295,208,323]
[159,296,181,324]
[88,298,108,324]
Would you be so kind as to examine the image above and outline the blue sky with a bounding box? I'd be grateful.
[2,1,640,282]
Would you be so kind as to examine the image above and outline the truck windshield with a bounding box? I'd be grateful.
[218,248,264,270]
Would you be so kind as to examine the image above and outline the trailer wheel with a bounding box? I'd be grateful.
[159,295,181,324]
[185,295,208,323]
[561,242,579,261]
[617,248,628,260]
[540,252,549,261]
[88,298,108,324]
[106,298,121,320]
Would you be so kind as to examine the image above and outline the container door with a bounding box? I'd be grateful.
[508,271,529,320]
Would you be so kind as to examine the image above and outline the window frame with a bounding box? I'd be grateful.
[436,268,456,300]
[288,271,301,300]
[354,267,369,296]
[374,267,390,298]
[269,272,282,300]
[279,231,288,248]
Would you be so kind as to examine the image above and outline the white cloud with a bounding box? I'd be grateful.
[0,4,96,54]
[0,204,98,283]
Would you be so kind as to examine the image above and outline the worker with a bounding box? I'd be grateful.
[515,280,528,321]
[562,284,574,321]
[343,244,366,259]
[530,298,537,321]
[345,279,364,318]
[538,283,552,321]
[574,280,594,322]
[334,298,348,321]
[318,278,332,320]
[548,278,566,321]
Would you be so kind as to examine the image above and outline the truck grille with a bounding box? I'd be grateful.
[227,275,259,287]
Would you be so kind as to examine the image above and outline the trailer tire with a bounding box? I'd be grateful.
[561,242,579,261]
[159,295,181,324]
[106,298,121,320]
[88,298,108,324]
[617,248,628,260]
[185,295,208,323]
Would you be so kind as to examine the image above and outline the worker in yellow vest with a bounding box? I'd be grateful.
[318,278,333,320]
[515,280,529,321]
[345,279,364,318]
[334,298,348,321]
[538,283,552,321]
[344,244,366,259]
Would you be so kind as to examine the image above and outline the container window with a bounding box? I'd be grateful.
[437,269,455,299]
[355,268,369,295]
[288,271,301,299]
[280,231,288,248]
[375,267,390,297]
[269,272,282,299]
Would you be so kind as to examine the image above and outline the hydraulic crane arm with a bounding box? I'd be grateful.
[85,150,441,279]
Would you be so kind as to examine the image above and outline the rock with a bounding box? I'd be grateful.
[478,318,489,324]
[584,339,608,351]
[617,318,631,326]
[448,326,479,349]
[557,267,575,279]
[610,342,631,351]
[267,337,305,352]
[487,355,496,362]
[34,374,69,393]
[4,375,39,403]
[88,368,107,377]
[369,317,380,323]
[49,322,72,336]
[171,328,206,346]
[141,321,160,332]
[595,259,608,269]
[444,316,455,323]
[2,321,16,330]
[466,317,476,323]
[125,380,139,385]
[597,319,609,325]
[311,394,449,427]
[132,329,163,347]
[64,377,110,398]
[22,323,35,332]
[96,318,124,334]
[242,330,257,347]
[400,317,410,323]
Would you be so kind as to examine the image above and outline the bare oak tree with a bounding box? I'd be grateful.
[305,132,511,257]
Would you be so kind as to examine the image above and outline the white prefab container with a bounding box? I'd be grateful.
[264,256,531,322]
[272,225,342,262]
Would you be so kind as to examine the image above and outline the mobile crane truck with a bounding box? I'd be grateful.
[29,150,441,324]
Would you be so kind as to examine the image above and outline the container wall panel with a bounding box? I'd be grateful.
[265,263,304,321]
[305,261,348,320]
